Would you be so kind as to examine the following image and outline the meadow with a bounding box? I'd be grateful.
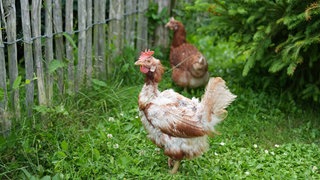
[1,37,319,180]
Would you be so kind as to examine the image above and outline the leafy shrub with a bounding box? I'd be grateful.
[185,0,320,103]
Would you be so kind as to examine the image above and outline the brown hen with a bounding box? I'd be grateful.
[166,17,209,88]
[135,50,236,174]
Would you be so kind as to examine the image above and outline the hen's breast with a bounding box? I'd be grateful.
[170,43,200,68]
[138,87,210,160]
[139,106,209,160]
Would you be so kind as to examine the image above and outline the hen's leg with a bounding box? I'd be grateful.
[168,158,174,167]
[170,160,180,174]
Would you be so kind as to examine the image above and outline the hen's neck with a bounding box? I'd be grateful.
[139,81,159,110]
[171,25,186,47]
[139,66,164,109]
[143,72,160,97]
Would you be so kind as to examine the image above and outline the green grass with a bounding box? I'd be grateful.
[1,73,319,179]
[1,43,319,179]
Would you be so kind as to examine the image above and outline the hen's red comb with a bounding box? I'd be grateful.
[139,49,154,61]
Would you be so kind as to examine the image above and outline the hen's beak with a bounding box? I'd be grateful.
[134,59,144,66]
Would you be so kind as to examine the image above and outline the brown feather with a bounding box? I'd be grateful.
[135,50,236,173]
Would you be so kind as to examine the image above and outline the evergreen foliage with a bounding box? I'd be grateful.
[187,0,320,102]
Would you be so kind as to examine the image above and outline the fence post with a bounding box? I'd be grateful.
[65,0,74,94]
[86,0,93,86]
[21,0,34,116]
[109,0,124,52]
[45,0,54,104]
[94,0,106,80]
[136,0,149,51]
[0,10,10,136]
[109,0,124,75]
[0,12,8,117]
[32,0,47,107]
[154,0,170,48]
[125,0,137,47]
[53,0,65,95]
[76,0,87,92]
[3,0,20,118]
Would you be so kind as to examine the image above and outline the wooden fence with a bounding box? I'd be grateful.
[0,0,171,127]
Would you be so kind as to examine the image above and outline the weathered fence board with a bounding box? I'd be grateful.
[65,0,74,94]
[86,0,93,86]
[125,0,137,47]
[21,0,34,115]
[109,0,124,75]
[109,0,124,53]
[76,0,87,92]
[32,0,47,106]
[0,18,7,112]
[53,0,65,95]
[0,0,172,119]
[94,0,107,80]
[45,0,54,105]
[136,0,149,51]
[4,0,20,118]
[154,0,170,47]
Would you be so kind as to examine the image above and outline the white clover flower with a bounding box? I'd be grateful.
[253,144,258,148]
[113,144,119,149]
[245,171,250,176]
[107,134,113,138]
[108,117,115,122]
[274,144,280,148]
[135,116,139,119]
[264,150,269,154]
[154,148,161,154]
[220,142,225,146]
[214,152,219,156]
[312,166,318,172]
[139,150,146,156]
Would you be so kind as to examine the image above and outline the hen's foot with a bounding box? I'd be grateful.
[170,160,180,174]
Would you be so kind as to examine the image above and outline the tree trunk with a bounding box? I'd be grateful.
[21,0,34,116]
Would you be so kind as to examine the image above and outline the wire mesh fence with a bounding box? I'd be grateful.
[0,0,170,124]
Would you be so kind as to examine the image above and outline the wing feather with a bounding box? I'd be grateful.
[145,90,207,138]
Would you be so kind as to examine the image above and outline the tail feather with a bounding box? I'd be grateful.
[201,77,236,130]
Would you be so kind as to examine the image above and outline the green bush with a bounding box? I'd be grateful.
[185,0,320,102]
